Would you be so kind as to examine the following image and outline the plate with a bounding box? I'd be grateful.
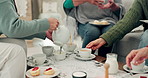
[27,56,52,67]
[75,54,96,61]
[26,66,60,78]
[89,21,110,26]
[123,65,148,74]
[129,74,148,78]
[140,20,148,23]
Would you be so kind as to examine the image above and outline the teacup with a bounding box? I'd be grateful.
[78,48,91,58]
[32,54,46,65]
[72,71,87,78]
[42,46,54,58]
[131,61,145,71]
[54,50,66,61]
[63,43,77,52]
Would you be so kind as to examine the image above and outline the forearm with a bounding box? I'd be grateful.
[72,0,88,6]
[100,0,143,46]
[19,32,46,40]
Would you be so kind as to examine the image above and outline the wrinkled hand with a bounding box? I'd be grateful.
[86,38,106,50]
[126,47,148,69]
[87,0,104,6]
[98,0,119,10]
[48,18,59,31]
[46,29,53,41]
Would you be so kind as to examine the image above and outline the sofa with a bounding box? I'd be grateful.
[31,0,144,64]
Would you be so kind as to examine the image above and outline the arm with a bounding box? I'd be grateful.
[100,0,143,46]
[0,2,49,38]
[86,0,144,50]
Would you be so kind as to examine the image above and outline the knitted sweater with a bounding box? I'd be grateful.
[0,0,49,39]
[100,0,148,46]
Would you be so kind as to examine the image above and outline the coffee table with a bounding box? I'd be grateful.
[26,55,125,78]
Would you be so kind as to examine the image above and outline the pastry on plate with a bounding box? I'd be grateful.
[30,67,40,76]
[43,67,55,75]
[100,20,109,25]
[93,20,102,24]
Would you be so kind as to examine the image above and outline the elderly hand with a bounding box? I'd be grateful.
[126,47,148,69]
[86,38,106,50]
[48,18,59,31]
[87,0,104,5]
[46,29,53,41]
[98,0,119,11]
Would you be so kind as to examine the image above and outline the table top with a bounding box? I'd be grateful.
[26,55,125,78]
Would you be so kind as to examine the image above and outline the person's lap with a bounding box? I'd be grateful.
[138,29,148,65]
[0,42,26,78]
[78,22,114,56]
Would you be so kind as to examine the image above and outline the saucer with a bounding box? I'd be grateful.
[26,66,60,78]
[123,65,148,73]
[27,56,52,67]
[75,54,96,61]
[129,74,148,78]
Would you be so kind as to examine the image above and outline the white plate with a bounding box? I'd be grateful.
[26,66,60,78]
[75,54,96,61]
[89,21,110,26]
[123,65,148,74]
[27,56,52,67]
[129,74,148,78]
[140,20,148,23]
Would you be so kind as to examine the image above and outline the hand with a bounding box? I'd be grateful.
[86,0,104,6]
[86,38,106,50]
[98,0,119,11]
[126,47,148,69]
[48,18,59,31]
[46,29,53,41]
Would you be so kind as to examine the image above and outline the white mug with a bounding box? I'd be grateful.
[131,61,145,71]
[32,54,46,65]
[78,48,91,58]
[54,50,66,61]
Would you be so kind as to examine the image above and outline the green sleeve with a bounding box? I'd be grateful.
[63,0,74,8]
[0,2,49,39]
[19,32,46,40]
[100,0,143,47]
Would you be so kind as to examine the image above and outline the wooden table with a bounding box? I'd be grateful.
[26,55,125,78]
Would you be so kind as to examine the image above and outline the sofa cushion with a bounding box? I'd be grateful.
[113,31,143,63]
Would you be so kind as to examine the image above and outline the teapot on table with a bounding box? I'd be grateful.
[52,25,70,46]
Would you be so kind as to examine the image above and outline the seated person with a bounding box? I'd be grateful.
[63,0,125,57]
[0,0,59,78]
[86,0,148,65]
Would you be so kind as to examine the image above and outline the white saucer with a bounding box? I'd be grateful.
[27,56,52,67]
[129,74,148,78]
[75,54,96,61]
[123,65,148,73]
[26,66,60,78]
[140,20,148,23]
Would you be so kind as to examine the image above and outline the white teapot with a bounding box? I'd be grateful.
[52,25,70,46]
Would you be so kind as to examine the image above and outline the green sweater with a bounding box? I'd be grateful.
[0,0,50,39]
[100,0,148,46]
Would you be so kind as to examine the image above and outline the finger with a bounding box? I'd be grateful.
[86,42,94,48]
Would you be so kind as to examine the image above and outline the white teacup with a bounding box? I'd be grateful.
[131,61,145,71]
[78,48,91,58]
[32,54,46,65]
[54,50,66,61]
[63,43,77,52]
[42,46,54,57]
[72,71,87,78]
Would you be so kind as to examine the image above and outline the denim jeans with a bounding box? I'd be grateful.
[138,29,148,65]
[78,22,114,57]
